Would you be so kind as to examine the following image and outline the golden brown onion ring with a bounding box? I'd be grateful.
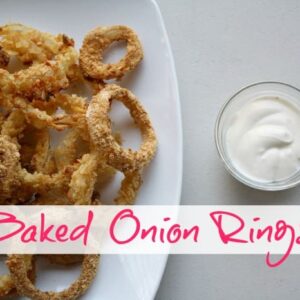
[3,93,87,132]
[0,42,78,103]
[15,46,76,98]
[0,255,34,297]
[80,25,143,80]
[7,254,99,300]
[87,84,157,172]
[0,110,79,203]
[0,156,78,205]
[0,23,72,64]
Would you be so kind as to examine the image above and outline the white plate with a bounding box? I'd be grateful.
[0,0,182,299]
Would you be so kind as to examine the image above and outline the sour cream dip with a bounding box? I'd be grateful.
[226,96,300,182]
[215,82,300,190]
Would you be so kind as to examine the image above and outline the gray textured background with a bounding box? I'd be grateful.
[155,0,300,299]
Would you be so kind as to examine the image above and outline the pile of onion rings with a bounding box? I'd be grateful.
[0,23,157,299]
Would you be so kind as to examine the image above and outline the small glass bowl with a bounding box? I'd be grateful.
[215,81,300,191]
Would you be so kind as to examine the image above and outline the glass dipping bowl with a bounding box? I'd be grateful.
[215,81,300,191]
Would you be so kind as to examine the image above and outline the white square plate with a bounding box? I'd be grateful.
[0,0,182,299]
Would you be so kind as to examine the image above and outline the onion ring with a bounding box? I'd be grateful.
[2,92,87,132]
[0,24,72,64]
[0,28,80,131]
[0,110,79,203]
[0,34,78,102]
[7,46,77,99]
[0,150,77,204]
[87,84,157,172]
[7,254,99,300]
[80,25,143,80]
[0,255,35,297]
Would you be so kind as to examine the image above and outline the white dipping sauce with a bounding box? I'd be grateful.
[226,96,300,182]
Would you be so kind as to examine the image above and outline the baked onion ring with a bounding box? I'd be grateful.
[7,254,99,300]
[80,25,143,80]
[0,255,35,297]
[0,135,77,203]
[0,110,80,203]
[3,46,77,99]
[0,24,78,95]
[87,84,157,172]
[0,23,72,64]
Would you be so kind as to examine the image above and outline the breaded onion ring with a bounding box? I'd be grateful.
[2,92,87,132]
[80,25,143,80]
[0,32,78,101]
[0,152,77,204]
[0,110,80,202]
[0,23,77,81]
[7,254,99,300]
[0,23,71,64]
[87,84,157,172]
[11,46,77,99]
[0,255,35,297]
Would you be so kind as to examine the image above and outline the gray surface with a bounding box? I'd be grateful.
[155,0,300,299]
